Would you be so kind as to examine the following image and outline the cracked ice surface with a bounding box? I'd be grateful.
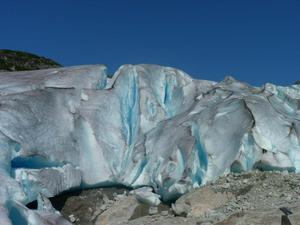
[0,64,300,224]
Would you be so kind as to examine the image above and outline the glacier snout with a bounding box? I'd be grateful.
[0,64,299,224]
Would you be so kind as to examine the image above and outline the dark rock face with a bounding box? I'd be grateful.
[0,49,61,71]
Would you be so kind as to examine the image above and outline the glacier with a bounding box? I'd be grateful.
[0,64,300,224]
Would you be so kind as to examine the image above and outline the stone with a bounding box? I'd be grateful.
[95,196,141,225]
[69,214,76,223]
[161,210,168,216]
[173,186,234,217]
[130,187,161,206]
[61,187,129,225]
[148,207,158,215]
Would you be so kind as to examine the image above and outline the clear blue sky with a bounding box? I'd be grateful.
[1,0,299,86]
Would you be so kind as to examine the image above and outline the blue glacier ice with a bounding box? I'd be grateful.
[0,64,300,224]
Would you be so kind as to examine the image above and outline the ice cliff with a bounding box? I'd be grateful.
[0,64,300,224]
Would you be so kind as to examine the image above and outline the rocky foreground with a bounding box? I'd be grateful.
[57,171,300,225]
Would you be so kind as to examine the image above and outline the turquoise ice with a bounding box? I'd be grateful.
[0,64,299,224]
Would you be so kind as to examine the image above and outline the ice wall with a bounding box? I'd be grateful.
[0,64,300,224]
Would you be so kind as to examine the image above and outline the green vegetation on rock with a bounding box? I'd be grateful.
[0,49,61,71]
